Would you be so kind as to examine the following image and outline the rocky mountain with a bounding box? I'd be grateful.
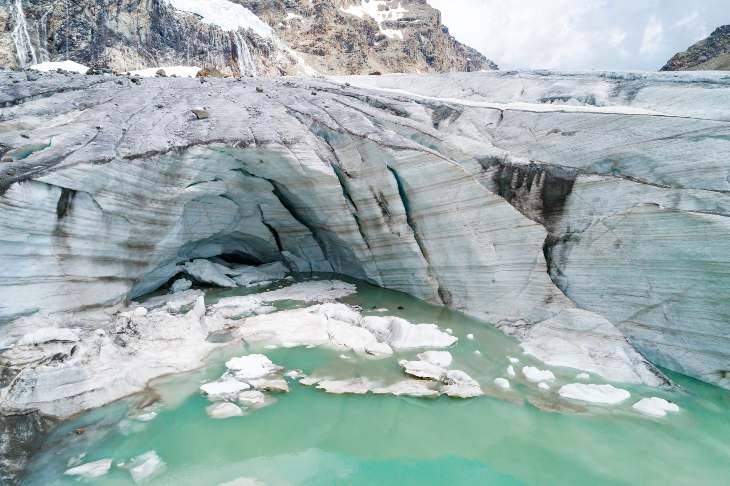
[661,24,730,71]
[0,0,497,76]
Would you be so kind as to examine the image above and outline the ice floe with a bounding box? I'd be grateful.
[522,366,555,383]
[226,354,282,379]
[63,459,112,479]
[494,378,510,389]
[127,451,166,484]
[632,397,680,417]
[207,402,244,419]
[558,383,630,405]
[184,259,237,288]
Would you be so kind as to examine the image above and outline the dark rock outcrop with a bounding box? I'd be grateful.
[661,25,730,71]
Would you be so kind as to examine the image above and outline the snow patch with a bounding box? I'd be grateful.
[167,0,273,38]
[30,60,89,74]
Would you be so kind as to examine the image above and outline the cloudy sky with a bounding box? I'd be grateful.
[427,0,730,71]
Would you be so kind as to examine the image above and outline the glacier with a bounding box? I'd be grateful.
[0,65,729,417]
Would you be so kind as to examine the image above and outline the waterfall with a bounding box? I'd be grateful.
[232,32,257,77]
[11,0,38,67]
[37,9,51,63]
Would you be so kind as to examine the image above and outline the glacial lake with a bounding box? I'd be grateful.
[23,278,730,485]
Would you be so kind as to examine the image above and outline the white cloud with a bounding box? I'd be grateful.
[427,0,730,70]
[639,16,664,54]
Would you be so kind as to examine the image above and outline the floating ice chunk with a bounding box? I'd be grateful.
[30,60,89,74]
[219,477,266,486]
[360,316,457,350]
[134,411,158,422]
[128,451,166,484]
[632,397,680,417]
[506,365,516,377]
[225,354,281,379]
[248,377,289,393]
[372,380,440,397]
[258,280,357,302]
[326,319,393,357]
[522,366,555,383]
[17,327,79,345]
[494,378,510,389]
[284,369,305,379]
[445,328,454,334]
[315,377,376,394]
[520,308,664,386]
[200,378,251,400]
[417,350,453,368]
[576,372,590,380]
[206,402,244,419]
[170,278,192,293]
[538,382,551,391]
[559,383,630,404]
[442,370,483,398]
[64,459,112,479]
[237,390,266,407]
[318,302,362,325]
[399,359,446,381]
[508,356,520,364]
[474,350,482,356]
[466,333,475,340]
[230,262,289,287]
[184,259,237,288]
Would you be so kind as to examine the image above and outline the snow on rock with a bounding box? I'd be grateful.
[340,0,406,39]
[519,308,665,386]
[64,459,113,479]
[522,366,555,383]
[225,354,282,379]
[206,402,244,419]
[632,397,680,417]
[494,377,510,389]
[129,66,201,78]
[200,378,251,400]
[30,60,89,74]
[170,278,193,293]
[360,316,457,350]
[417,350,453,368]
[559,383,631,405]
[167,0,273,38]
[127,451,166,484]
[183,259,237,288]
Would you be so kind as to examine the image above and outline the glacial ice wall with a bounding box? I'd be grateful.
[1,70,729,388]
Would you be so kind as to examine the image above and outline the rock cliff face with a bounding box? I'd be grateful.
[1,69,729,394]
[661,25,730,71]
[0,0,496,75]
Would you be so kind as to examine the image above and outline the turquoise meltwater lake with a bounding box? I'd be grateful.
[22,278,730,486]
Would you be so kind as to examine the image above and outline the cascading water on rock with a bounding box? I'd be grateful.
[11,0,37,67]
[232,32,257,76]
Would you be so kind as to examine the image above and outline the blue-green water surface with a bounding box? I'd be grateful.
[23,279,730,485]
